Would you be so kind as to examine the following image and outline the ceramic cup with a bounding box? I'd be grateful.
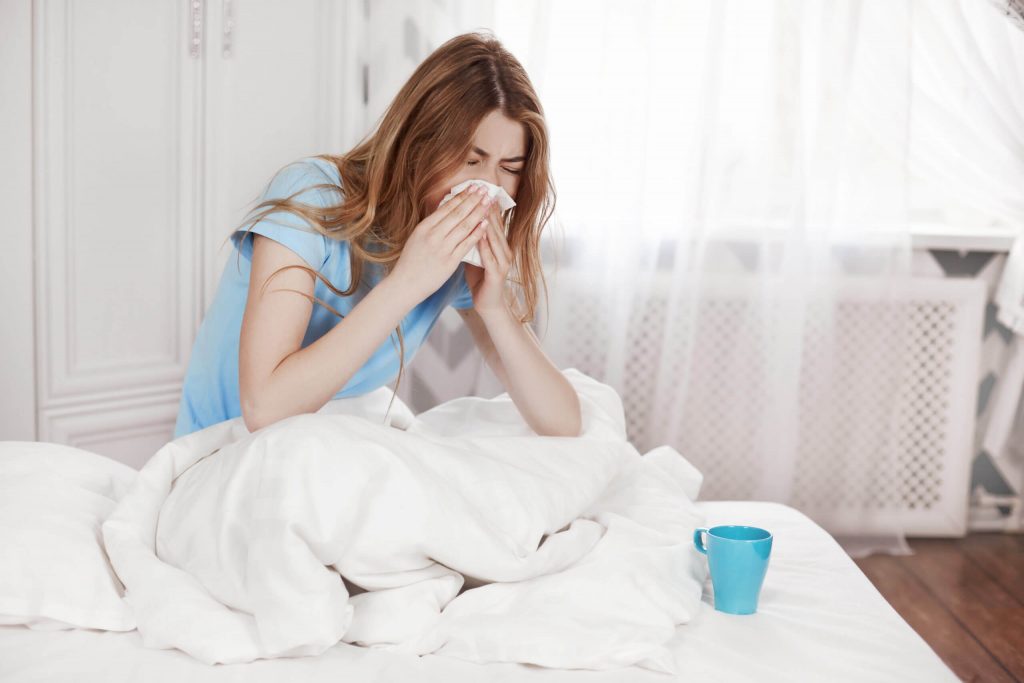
[693,525,773,615]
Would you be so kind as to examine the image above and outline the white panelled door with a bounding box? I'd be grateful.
[11,0,365,468]
[201,0,368,309]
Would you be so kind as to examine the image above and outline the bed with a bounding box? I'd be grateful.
[0,371,958,682]
[0,501,955,682]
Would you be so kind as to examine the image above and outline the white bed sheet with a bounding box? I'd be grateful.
[0,500,957,682]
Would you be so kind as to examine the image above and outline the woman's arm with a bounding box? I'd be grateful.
[239,235,419,432]
[464,304,582,437]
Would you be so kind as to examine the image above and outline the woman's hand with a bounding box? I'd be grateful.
[390,184,494,301]
[464,201,513,314]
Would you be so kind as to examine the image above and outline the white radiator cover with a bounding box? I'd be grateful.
[540,273,987,537]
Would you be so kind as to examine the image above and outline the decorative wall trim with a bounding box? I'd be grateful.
[34,0,201,404]
[41,391,180,469]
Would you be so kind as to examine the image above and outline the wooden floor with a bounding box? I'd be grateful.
[853,533,1024,683]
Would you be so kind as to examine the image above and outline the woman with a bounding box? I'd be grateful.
[173,31,581,439]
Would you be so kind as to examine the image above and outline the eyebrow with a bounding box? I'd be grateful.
[472,146,526,163]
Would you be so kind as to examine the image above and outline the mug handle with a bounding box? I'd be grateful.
[693,527,709,555]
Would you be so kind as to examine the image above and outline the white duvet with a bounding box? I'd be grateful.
[100,368,708,673]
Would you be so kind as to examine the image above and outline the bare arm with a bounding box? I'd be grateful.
[238,234,419,432]
[456,305,581,437]
[456,306,513,387]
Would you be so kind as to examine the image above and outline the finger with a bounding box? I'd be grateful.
[426,184,486,231]
[486,204,503,234]
[485,228,506,269]
[437,185,487,235]
[454,218,487,259]
[481,224,498,268]
[444,190,495,244]
[480,230,496,268]
[486,215,511,266]
[483,234,508,282]
[490,233,509,275]
[487,206,510,253]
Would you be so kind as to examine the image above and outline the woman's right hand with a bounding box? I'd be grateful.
[390,183,494,301]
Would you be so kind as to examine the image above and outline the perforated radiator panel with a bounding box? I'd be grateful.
[540,273,985,536]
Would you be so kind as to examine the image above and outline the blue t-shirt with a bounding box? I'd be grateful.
[173,156,475,438]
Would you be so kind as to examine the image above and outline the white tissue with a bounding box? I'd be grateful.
[439,179,516,213]
[438,179,516,269]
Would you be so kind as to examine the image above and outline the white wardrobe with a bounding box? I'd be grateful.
[2,0,369,468]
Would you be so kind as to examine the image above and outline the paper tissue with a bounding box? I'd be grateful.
[438,179,516,269]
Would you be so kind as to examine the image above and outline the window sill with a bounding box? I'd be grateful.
[541,223,1020,258]
[908,224,1019,253]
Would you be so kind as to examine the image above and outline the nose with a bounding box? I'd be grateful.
[480,165,500,188]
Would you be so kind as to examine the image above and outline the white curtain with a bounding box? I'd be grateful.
[365,0,1024,556]
[494,0,1024,556]
[911,0,1024,498]
[497,0,917,559]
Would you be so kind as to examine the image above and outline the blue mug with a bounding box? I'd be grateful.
[693,525,773,615]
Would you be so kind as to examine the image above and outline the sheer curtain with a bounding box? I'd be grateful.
[364,0,1022,556]
[911,0,1024,499]
[493,0,918,558]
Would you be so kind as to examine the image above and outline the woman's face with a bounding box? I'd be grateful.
[426,109,527,214]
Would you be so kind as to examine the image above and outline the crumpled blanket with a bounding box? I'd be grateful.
[101,368,707,674]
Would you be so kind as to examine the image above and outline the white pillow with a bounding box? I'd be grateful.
[0,441,137,631]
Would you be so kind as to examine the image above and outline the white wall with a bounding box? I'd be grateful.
[0,0,37,441]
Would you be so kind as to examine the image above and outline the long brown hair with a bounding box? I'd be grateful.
[228,29,556,421]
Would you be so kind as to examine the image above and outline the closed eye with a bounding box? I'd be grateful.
[467,160,521,175]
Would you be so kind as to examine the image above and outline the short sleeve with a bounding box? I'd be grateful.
[229,159,339,271]
[449,263,475,309]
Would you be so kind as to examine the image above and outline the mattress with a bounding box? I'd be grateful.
[0,500,958,682]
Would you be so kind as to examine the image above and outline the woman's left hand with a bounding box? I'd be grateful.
[464,202,512,313]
